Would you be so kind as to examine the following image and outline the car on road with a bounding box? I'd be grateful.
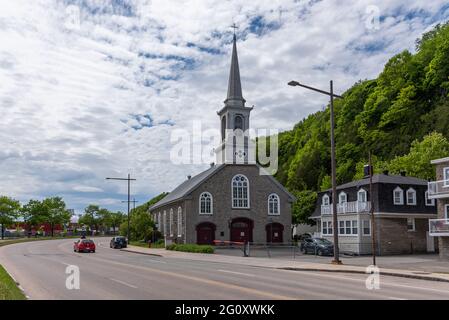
[110,236,128,249]
[301,238,334,256]
[74,239,96,253]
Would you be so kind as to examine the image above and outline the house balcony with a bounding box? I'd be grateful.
[428,180,449,199]
[429,219,449,237]
[321,201,371,215]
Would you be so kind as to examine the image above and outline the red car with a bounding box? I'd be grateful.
[73,239,96,253]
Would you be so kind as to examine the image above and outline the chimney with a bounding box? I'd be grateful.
[363,165,373,178]
[400,171,406,177]
[187,175,191,180]
[383,170,389,176]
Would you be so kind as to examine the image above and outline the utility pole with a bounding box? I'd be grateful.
[288,80,343,264]
[106,174,136,242]
[122,198,138,211]
[369,152,376,265]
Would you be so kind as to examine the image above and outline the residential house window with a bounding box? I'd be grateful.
[169,209,173,236]
[339,221,345,234]
[407,218,415,232]
[444,167,449,186]
[393,187,404,205]
[232,174,249,208]
[322,194,330,206]
[363,220,371,236]
[338,192,347,204]
[357,189,367,203]
[352,220,358,235]
[163,211,167,236]
[322,221,333,235]
[177,207,182,237]
[406,188,416,205]
[345,221,351,234]
[199,192,213,214]
[268,194,280,215]
[445,204,449,220]
[425,191,435,206]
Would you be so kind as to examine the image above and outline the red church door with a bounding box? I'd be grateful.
[196,222,216,245]
[230,218,253,243]
[266,223,284,243]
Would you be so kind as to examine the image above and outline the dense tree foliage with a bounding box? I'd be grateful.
[270,22,449,223]
[120,192,168,241]
[0,196,21,239]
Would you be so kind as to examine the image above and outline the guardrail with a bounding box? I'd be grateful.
[428,180,449,199]
[429,219,449,237]
[321,201,371,214]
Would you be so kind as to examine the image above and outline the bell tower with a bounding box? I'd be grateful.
[215,32,255,165]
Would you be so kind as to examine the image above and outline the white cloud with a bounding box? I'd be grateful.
[0,0,448,213]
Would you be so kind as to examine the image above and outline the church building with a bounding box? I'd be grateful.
[149,34,294,245]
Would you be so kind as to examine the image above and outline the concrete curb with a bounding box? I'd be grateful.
[280,267,449,283]
[2,267,29,299]
[120,248,163,257]
[120,247,449,283]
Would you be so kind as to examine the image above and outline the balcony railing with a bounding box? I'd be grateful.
[321,201,371,215]
[428,180,449,199]
[429,219,449,237]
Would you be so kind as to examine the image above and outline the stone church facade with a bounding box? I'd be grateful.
[149,34,294,245]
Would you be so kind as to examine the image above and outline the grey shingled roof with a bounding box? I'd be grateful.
[331,174,428,191]
[149,164,225,211]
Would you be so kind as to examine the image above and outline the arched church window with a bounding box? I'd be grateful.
[234,115,243,130]
[221,116,226,141]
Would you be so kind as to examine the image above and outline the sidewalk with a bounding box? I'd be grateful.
[122,246,449,283]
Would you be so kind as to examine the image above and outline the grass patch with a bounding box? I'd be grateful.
[130,240,165,249]
[166,243,214,254]
[0,265,26,300]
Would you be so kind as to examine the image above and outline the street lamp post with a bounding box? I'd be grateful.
[106,174,136,242]
[288,80,343,265]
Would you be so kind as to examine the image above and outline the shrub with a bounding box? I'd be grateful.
[165,244,214,254]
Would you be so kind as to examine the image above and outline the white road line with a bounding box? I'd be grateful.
[109,278,138,289]
[218,269,255,277]
[144,259,167,264]
[282,269,449,294]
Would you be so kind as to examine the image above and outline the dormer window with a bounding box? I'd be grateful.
[322,194,330,206]
[406,188,416,205]
[393,187,404,205]
[338,192,347,204]
[357,189,367,203]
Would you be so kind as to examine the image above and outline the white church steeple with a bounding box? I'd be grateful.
[215,32,255,165]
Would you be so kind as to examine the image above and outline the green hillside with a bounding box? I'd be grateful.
[273,22,449,223]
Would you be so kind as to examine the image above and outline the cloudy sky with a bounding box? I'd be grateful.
[1,0,448,214]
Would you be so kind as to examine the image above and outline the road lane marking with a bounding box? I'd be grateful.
[109,278,138,289]
[218,269,255,277]
[280,269,449,294]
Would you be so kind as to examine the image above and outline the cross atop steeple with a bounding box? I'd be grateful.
[230,23,238,39]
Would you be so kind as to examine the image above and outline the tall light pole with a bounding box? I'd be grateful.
[106,174,136,242]
[288,80,343,264]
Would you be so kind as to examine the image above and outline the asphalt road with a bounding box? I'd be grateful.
[1,238,449,300]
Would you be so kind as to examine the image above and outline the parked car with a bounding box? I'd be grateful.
[110,236,128,249]
[74,239,96,253]
[301,238,334,256]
